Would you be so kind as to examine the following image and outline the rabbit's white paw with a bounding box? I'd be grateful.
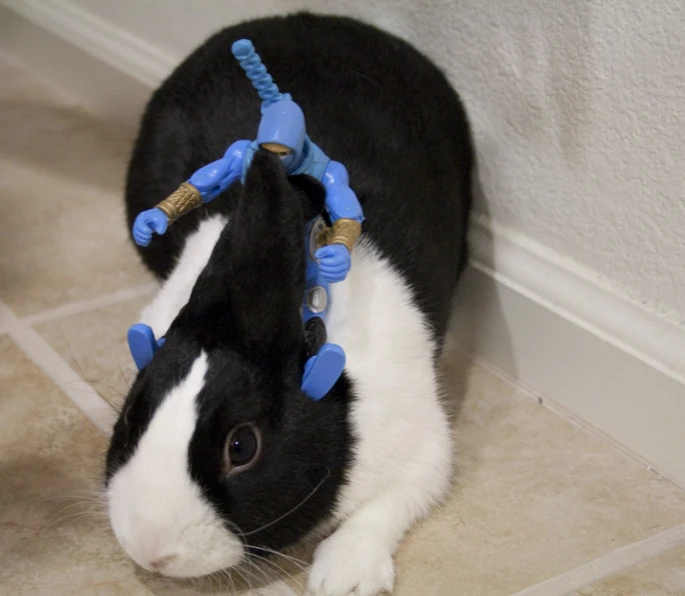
[307,526,394,596]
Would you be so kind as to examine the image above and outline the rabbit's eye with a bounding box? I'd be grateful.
[224,424,261,474]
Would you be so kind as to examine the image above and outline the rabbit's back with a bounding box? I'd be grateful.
[126,12,472,341]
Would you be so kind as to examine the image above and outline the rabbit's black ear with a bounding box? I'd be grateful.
[179,149,306,359]
[289,174,327,223]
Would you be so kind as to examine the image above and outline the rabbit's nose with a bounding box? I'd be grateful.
[150,554,178,571]
[143,552,179,573]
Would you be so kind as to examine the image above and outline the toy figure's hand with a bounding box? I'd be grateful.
[132,208,168,247]
[315,244,351,283]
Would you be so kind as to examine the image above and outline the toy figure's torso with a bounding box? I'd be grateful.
[303,216,332,323]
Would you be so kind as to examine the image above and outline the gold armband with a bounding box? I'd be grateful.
[155,182,202,224]
[316,218,362,253]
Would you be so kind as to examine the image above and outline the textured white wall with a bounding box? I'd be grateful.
[71,0,685,323]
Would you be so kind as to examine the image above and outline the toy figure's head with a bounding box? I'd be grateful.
[257,99,306,169]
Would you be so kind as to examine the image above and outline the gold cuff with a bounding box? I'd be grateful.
[316,218,362,253]
[155,182,202,224]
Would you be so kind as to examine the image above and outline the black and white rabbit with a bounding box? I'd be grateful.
[106,12,473,596]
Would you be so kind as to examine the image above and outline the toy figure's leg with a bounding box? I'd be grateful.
[304,316,327,358]
[301,311,345,400]
[302,343,345,401]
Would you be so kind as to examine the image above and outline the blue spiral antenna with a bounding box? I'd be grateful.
[231,39,291,109]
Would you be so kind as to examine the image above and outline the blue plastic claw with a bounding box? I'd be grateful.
[231,39,291,110]
[301,343,346,401]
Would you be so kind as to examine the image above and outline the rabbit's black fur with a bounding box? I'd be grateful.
[108,12,473,593]
[125,12,472,341]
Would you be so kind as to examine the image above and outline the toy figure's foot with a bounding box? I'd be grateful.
[128,323,164,370]
[301,343,345,401]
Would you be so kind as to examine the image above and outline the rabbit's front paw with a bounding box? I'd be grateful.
[307,526,394,596]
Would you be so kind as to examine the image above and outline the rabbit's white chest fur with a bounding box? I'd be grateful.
[111,215,452,594]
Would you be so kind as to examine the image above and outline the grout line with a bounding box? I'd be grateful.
[1,300,114,435]
[509,524,685,596]
[23,282,158,326]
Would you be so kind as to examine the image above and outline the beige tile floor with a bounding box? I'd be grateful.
[1,57,684,596]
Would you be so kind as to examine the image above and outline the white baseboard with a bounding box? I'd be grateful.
[0,0,159,129]
[1,0,174,86]
[454,217,685,487]
[3,0,685,487]
[469,216,685,384]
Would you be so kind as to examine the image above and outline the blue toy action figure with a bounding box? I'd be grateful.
[128,39,364,401]
[132,39,363,286]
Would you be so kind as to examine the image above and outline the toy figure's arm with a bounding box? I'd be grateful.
[322,161,364,224]
[131,141,249,247]
[315,161,364,283]
[189,140,250,201]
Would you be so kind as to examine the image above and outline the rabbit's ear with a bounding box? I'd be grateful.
[289,173,327,223]
[178,149,306,361]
